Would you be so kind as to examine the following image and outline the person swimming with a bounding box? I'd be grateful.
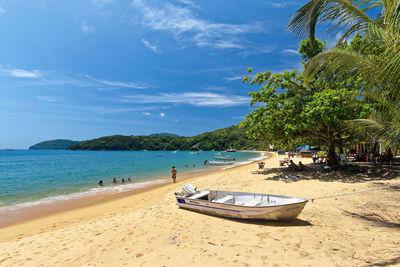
[128,177,132,182]
[98,180,103,186]
[112,178,117,184]
[121,178,125,183]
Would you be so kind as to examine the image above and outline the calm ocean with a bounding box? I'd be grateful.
[0,150,262,210]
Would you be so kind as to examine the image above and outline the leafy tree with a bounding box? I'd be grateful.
[299,37,326,62]
[241,69,372,166]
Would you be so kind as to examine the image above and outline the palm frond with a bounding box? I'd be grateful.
[288,0,381,41]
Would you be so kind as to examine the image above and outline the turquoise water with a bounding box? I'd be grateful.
[0,150,261,208]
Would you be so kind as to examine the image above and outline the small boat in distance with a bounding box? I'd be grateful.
[226,149,237,152]
[175,184,308,220]
[214,155,235,161]
[204,160,234,165]
[189,151,200,155]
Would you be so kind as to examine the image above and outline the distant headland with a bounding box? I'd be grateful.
[29,125,260,151]
[29,139,79,150]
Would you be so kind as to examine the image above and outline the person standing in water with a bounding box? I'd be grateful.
[171,166,177,183]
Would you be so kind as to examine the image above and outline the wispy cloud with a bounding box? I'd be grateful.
[0,65,41,78]
[141,38,161,53]
[81,22,93,34]
[0,64,149,91]
[85,75,148,89]
[132,0,266,50]
[267,1,299,8]
[177,0,199,9]
[122,92,250,107]
[143,112,151,116]
[223,75,244,82]
[239,46,276,57]
[281,48,299,55]
[160,112,165,118]
[91,0,114,7]
[36,96,56,102]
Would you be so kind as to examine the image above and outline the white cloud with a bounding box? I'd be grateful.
[267,1,299,8]
[37,96,56,102]
[177,0,199,9]
[160,112,165,118]
[281,48,300,55]
[0,65,41,78]
[81,22,93,34]
[224,75,243,82]
[85,75,148,89]
[239,46,275,57]
[143,112,151,116]
[141,39,161,53]
[122,92,250,107]
[132,0,265,50]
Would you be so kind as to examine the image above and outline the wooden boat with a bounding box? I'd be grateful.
[175,184,308,220]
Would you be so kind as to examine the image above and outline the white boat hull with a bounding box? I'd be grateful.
[176,189,307,220]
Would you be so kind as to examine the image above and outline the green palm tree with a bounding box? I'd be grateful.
[288,0,400,148]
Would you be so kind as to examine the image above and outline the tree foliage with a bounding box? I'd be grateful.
[288,0,400,149]
[240,68,372,165]
[299,37,327,62]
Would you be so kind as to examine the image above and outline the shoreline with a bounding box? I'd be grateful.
[0,152,268,228]
[0,152,399,266]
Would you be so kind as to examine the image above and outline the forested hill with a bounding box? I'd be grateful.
[67,125,262,151]
[29,139,79,150]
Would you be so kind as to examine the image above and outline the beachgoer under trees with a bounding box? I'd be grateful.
[171,166,177,183]
[386,148,393,165]
[298,161,306,171]
[288,160,298,171]
[312,153,318,164]
[98,180,103,186]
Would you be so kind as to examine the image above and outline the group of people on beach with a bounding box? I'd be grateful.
[288,160,309,171]
[98,177,132,186]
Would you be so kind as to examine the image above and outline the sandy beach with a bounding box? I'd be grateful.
[1,153,399,266]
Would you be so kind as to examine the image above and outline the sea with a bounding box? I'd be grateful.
[0,149,263,222]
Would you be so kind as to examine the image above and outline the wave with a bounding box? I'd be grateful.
[222,152,268,170]
[0,179,166,213]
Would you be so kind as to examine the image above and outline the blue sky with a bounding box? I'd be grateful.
[0,0,308,149]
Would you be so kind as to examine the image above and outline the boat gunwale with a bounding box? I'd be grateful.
[176,191,308,209]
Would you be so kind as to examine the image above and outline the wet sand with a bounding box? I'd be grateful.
[0,153,399,266]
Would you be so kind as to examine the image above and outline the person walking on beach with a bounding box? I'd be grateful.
[171,166,177,183]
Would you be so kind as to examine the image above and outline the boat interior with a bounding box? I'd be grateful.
[187,190,305,207]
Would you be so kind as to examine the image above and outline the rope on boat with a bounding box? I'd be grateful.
[309,186,393,202]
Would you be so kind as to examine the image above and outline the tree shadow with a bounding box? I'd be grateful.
[180,208,312,227]
[254,163,400,183]
[367,256,400,266]
[343,210,400,229]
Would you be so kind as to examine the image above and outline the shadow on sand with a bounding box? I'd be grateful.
[180,208,312,227]
[254,163,400,184]
[367,256,400,267]
[343,210,400,229]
